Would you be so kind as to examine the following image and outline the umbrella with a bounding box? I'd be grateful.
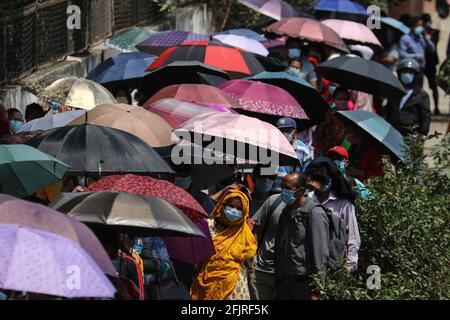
[139,61,231,99]
[218,79,308,122]
[0,131,43,145]
[68,104,174,148]
[86,52,157,88]
[18,110,86,133]
[136,30,210,55]
[212,34,269,56]
[317,55,407,98]
[0,145,69,198]
[174,112,300,166]
[321,19,383,49]
[214,28,266,42]
[49,191,205,238]
[372,17,410,48]
[261,38,285,49]
[247,71,330,126]
[147,41,265,79]
[144,84,240,110]
[337,110,407,161]
[44,77,117,111]
[376,17,411,35]
[0,224,116,298]
[105,28,158,53]
[27,124,174,177]
[0,194,116,277]
[84,174,208,222]
[263,17,349,53]
[238,0,297,21]
[145,98,237,128]
[314,0,369,22]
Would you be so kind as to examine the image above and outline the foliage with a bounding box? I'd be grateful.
[437,57,450,94]
[312,133,450,299]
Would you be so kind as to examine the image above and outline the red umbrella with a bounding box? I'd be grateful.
[85,174,208,223]
[146,41,265,78]
[143,84,240,109]
[263,17,349,52]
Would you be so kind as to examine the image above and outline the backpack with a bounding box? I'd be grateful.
[303,205,349,271]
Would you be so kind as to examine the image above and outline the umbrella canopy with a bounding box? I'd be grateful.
[247,71,330,127]
[314,0,368,15]
[0,145,69,198]
[337,110,407,161]
[136,30,210,55]
[261,38,286,49]
[105,28,157,53]
[214,28,266,42]
[68,104,174,148]
[147,41,265,78]
[0,224,116,298]
[85,174,208,222]
[212,34,269,56]
[145,98,237,129]
[0,194,116,277]
[144,84,240,110]
[174,112,299,166]
[44,77,117,111]
[322,19,382,48]
[18,110,86,133]
[86,52,156,88]
[376,17,411,35]
[50,191,205,238]
[372,17,411,48]
[139,61,231,99]
[263,17,349,53]
[317,55,407,98]
[27,124,174,177]
[238,0,297,21]
[218,79,308,122]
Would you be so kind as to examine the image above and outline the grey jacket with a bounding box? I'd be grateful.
[274,197,330,281]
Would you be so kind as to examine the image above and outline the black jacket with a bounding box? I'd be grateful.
[384,85,431,136]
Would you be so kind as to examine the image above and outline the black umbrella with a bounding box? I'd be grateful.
[27,124,174,178]
[50,191,205,237]
[139,61,231,99]
[247,71,330,128]
[317,55,407,98]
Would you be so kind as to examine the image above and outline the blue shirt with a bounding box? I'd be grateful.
[399,33,435,69]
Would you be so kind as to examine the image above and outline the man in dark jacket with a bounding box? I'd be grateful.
[274,172,329,300]
[384,58,432,136]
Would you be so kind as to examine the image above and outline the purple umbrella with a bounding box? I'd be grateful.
[0,194,116,277]
[0,224,115,298]
[136,30,210,55]
[238,0,297,21]
[162,219,215,265]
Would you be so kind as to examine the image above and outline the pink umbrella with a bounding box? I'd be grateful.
[146,98,237,128]
[238,0,297,21]
[174,111,299,166]
[322,19,383,49]
[219,79,308,121]
[261,38,286,49]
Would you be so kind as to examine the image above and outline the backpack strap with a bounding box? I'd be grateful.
[257,195,283,249]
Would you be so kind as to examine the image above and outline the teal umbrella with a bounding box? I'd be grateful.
[337,110,407,161]
[0,144,70,198]
[105,28,158,53]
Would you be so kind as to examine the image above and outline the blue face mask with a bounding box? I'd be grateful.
[281,188,298,205]
[255,177,274,193]
[288,48,301,59]
[400,72,415,85]
[224,206,243,222]
[283,132,294,143]
[334,160,346,173]
[174,176,192,190]
[9,120,24,134]
[414,26,424,36]
[288,67,301,77]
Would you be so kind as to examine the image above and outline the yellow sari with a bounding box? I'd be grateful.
[191,189,257,300]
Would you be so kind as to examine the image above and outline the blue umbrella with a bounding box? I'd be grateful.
[377,17,411,35]
[337,110,407,161]
[86,52,156,88]
[214,28,266,42]
[315,0,368,15]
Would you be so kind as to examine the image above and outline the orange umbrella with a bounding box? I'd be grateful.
[69,104,175,147]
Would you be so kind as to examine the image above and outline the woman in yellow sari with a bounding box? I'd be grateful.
[191,189,257,300]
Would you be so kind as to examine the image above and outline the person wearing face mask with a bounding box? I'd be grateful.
[250,165,278,216]
[273,172,329,300]
[285,38,318,90]
[114,85,132,105]
[7,108,24,134]
[384,58,431,137]
[191,189,257,300]
[303,163,360,272]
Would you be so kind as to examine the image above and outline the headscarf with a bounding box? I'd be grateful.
[191,189,257,300]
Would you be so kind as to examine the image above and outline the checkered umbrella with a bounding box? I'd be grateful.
[136,30,210,55]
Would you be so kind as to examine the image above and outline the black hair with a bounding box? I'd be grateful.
[25,103,44,118]
[7,108,22,118]
[409,16,422,28]
[304,168,330,186]
[296,173,307,190]
[399,14,411,27]
[333,87,350,99]
[113,84,132,103]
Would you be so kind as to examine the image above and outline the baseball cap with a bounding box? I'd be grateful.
[327,146,349,160]
[276,117,297,130]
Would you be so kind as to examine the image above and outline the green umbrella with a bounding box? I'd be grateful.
[105,28,158,53]
[337,110,408,161]
[0,144,70,198]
